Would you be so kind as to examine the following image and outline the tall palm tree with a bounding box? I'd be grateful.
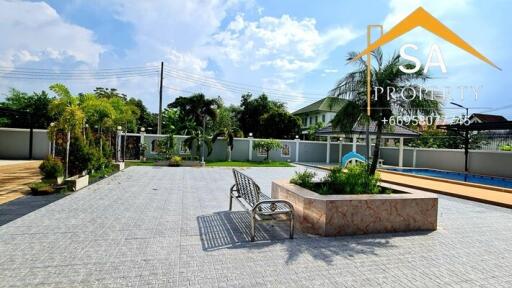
[184,128,213,159]
[48,83,84,178]
[212,127,244,161]
[329,48,442,175]
[168,93,219,129]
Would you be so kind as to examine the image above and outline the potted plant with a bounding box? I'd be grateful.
[39,156,64,184]
[272,164,438,237]
[29,182,55,196]
[169,155,182,167]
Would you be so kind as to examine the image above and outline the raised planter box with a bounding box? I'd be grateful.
[65,175,89,191]
[271,180,438,237]
[112,162,125,171]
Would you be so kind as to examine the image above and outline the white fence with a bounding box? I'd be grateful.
[1,127,512,178]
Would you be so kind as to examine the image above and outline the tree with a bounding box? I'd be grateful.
[48,83,85,178]
[0,89,55,128]
[161,108,196,135]
[329,48,441,174]
[238,93,289,138]
[127,97,157,131]
[184,128,213,160]
[253,139,283,161]
[93,87,127,100]
[260,109,301,139]
[80,93,115,153]
[212,127,244,161]
[307,121,325,140]
[167,93,219,130]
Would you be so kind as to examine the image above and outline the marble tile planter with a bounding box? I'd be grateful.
[271,180,438,237]
[65,175,89,191]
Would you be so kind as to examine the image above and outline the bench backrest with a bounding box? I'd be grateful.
[232,169,260,208]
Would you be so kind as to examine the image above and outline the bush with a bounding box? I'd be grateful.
[290,164,381,195]
[290,170,316,190]
[500,144,512,151]
[68,136,95,176]
[39,157,64,179]
[331,164,380,194]
[29,181,54,195]
[169,156,182,167]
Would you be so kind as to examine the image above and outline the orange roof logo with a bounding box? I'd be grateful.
[352,7,500,70]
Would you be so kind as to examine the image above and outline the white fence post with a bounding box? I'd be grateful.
[399,137,404,167]
[295,138,300,162]
[248,137,253,161]
[339,138,343,163]
[412,148,417,168]
[326,136,331,163]
[352,136,357,152]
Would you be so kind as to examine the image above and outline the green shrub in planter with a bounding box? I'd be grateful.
[290,170,316,190]
[169,156,182,167]
[39,157,64,183]
[29,181,54,195]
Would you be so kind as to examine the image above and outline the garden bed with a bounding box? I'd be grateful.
[271,180,438,237]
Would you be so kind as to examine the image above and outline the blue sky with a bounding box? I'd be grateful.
[0,0,510,121]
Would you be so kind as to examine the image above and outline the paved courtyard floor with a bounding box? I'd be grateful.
[1,166,512,287]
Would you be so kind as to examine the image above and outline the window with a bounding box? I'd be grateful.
[315,115,318,123]
[322,114,325,123]
[309,117,312,125]
[151,140,159,154]
[303,117,307,126]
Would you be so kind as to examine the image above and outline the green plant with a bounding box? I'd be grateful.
[39,157,64,179]
[169,156,182,167]
[68,136,94,176]
[290,170,316,190]
[29,181,54,195]
[332,164,380,194]
[329,48,442,175]
[212,127,243,161]
[253,139,283,161]
[291,164,381,195]
[500,144,512,151]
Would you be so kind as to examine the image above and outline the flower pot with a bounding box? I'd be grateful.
[65,175,89,191]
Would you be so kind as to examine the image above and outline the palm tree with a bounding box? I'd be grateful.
[212,127,244,161]
[329,48,441,175]
[184,128,213,159]
[48,83,84,178]
[168,93,219,129]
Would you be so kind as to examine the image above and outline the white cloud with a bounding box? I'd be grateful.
[323,69,338,73]
[210,14,359,75]
[0,0,104,68]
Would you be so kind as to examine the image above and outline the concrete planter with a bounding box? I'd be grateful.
[43,176,64,185]
[112,162,125,171]
[271,180,438,237]
[65,175,89,191]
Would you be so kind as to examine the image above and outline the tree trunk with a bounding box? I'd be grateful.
[227,146,232,162]
[369,120,383,175]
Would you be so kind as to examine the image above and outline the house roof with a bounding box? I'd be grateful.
[292,97,346,115]
[316,121,420,138]
[469,113,508,123]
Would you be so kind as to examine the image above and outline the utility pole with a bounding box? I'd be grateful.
[157,61,164,135]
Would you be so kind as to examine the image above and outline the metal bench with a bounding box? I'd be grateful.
[229,169,294,242]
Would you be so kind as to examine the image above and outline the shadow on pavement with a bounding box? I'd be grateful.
[0,194,64,226]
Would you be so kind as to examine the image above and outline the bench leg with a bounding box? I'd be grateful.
[250,212,256,242]
[229,194,233,211]
[289,212,294,239]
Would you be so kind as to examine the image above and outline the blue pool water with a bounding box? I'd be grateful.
[386,168,512,189]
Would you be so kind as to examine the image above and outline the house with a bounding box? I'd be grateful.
[292,97,345,130]
[469,113,508,123]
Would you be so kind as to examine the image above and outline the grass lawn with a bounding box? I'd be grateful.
[125,160,157,167]
[206,161,294,167]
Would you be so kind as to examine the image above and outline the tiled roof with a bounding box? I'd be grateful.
[316,121,420,138]
[292,97,346,115]
[470,113,508,123]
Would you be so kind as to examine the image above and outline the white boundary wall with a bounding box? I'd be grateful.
[1,128,511,178]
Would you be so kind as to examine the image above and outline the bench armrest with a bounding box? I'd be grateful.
[252,199,294,214]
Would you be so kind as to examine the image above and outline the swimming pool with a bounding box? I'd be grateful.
[386,168,512,189]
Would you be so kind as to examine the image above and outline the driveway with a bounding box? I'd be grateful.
[1,166,512,287]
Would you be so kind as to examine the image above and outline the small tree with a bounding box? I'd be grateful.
[253,139,282,161]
